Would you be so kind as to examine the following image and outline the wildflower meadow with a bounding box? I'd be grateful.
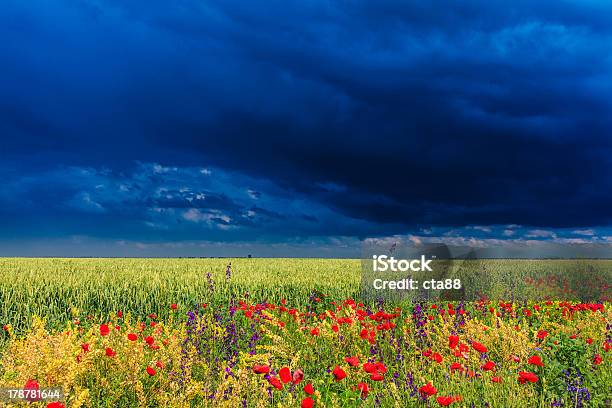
[0,258,609,407]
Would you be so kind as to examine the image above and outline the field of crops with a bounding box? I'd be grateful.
[0,258,609,407]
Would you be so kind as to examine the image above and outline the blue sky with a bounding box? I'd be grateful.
[1,1,611,256]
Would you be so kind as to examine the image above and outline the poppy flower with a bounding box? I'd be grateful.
[375,362,387,373]
[24,379,39,390]
[472,341,487,353]
[518,371,538,384]
[593,354,602,365]
[450,362,464,372]
[437,396,458,406]
[304,382,314,395]
[357,382,369,397]
[301,397,314,408]
[127,333,137,341]
[268,377,283,390]
[449,335,459,349]
[144,336,155,345]
[170,303,178,310]
[146,366,156,376]
[99,324,110,337]
[24,378,40,401]
[419,382,437,397]
[331,325,339,333]
[432,353,443,364]
[586,338,593,345]
[537,330,548,340]
[363,362,377,374]
[332,365,347,381]
[253,365,270,374]
[81,343,90,352]
[292,368,304,384]
[528,355,544,367]
[310,328,320,336]
[156,360,164,368]
[279,367,292,383]
[47,403,66,408]
[105,347,116,357]
[491,376,502,383]
[345,356,360,367]
[117,310,123,318]
[371,372,384,381]
[481,361,495,371]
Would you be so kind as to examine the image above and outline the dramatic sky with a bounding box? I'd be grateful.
[1,0,612,256]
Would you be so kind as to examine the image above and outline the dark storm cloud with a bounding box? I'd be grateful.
[1,0,612,253]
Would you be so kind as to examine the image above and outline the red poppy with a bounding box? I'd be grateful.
[105,347,116,357]
[117,310,123,318]
[472,341,487,353]
[146,366,156,376]
[358,382,369,397]
[593,354,602,365]
[170,303,178,310]
[537,330,548,340]
[100,324,110,337]
[371,372,384,381]
[279,367,292,383]
[481,361,495,371]
[127,333,138,341]
[528,355,544,367]
[310,328,320,336]
[144,336,155,345]
[586,338,593,345]
[47,402,66,408]
[491,376,502,383]
[437,396,459,406]
[432,353,443,364]
[268,377,283,390]
[345,356,360,367]
[156,360,164,368]
[24,379,40,402]
[331,325,339,332]
[375,362,387,373]
[518,371,538,384]
[449,335,459,349]
[419,382,437,397]
[332,365,347,381]
[293,368,304,384]
[304,382,314,395]
[301,397,314,408]
[253,365,270,374]
[363,362,377,373]
[450,362,464,372]
[24,378,39,392]
[81,343,90,352]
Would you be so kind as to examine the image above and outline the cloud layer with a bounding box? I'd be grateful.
[1,1,611,255]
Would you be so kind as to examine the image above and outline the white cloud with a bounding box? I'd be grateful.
[572,229,595,236]
[525,229,557,238]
